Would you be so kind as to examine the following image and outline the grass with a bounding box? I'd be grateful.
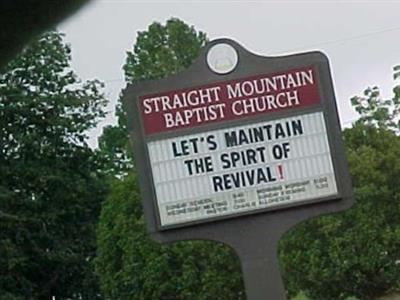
[292,292,309,300]
[292,292,359,300]
[377,294,400,300]
[292,292,400,300]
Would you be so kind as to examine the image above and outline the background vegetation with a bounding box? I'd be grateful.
[1,18,400,300]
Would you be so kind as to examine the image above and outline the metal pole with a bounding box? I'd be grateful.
[241,251,287,300]
[230,232,287,300]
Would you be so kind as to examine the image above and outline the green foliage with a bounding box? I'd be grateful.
[394,65,400,81]
[279,67,400,300]
[0,31,107,299]
[98,18,207,177]
[350,65,400,131]
[292,292,313,300]
[123,18,207,83]
[95,174,244,300]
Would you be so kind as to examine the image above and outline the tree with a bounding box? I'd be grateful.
[350,65,400,132]
[98,18,207,177]
[96,174,243,300]
[279,66,400,300]
[95,19,245,300]
[0,31,107,299]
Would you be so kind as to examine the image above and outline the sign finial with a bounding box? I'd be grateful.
[207,42,238,74]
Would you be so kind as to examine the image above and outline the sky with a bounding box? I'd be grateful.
[58,0,400,148]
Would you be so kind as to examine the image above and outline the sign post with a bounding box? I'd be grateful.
[123,39,353,300]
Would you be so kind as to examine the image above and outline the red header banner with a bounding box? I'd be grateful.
[139,66,320,135]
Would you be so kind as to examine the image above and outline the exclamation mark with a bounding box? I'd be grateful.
[277,165,284,180]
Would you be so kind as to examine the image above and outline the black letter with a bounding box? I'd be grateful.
[224,131,238,147]
[207,135,217,151]
[212,176,224,192]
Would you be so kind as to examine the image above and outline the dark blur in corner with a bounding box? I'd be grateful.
[0,0,91,69]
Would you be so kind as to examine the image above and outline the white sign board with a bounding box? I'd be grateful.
[148,111,338,226]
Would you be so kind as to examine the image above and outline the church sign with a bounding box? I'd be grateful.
[123,39,353,300]
[141,67,338,227]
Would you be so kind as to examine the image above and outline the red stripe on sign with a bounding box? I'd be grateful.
[139,66,320,135]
